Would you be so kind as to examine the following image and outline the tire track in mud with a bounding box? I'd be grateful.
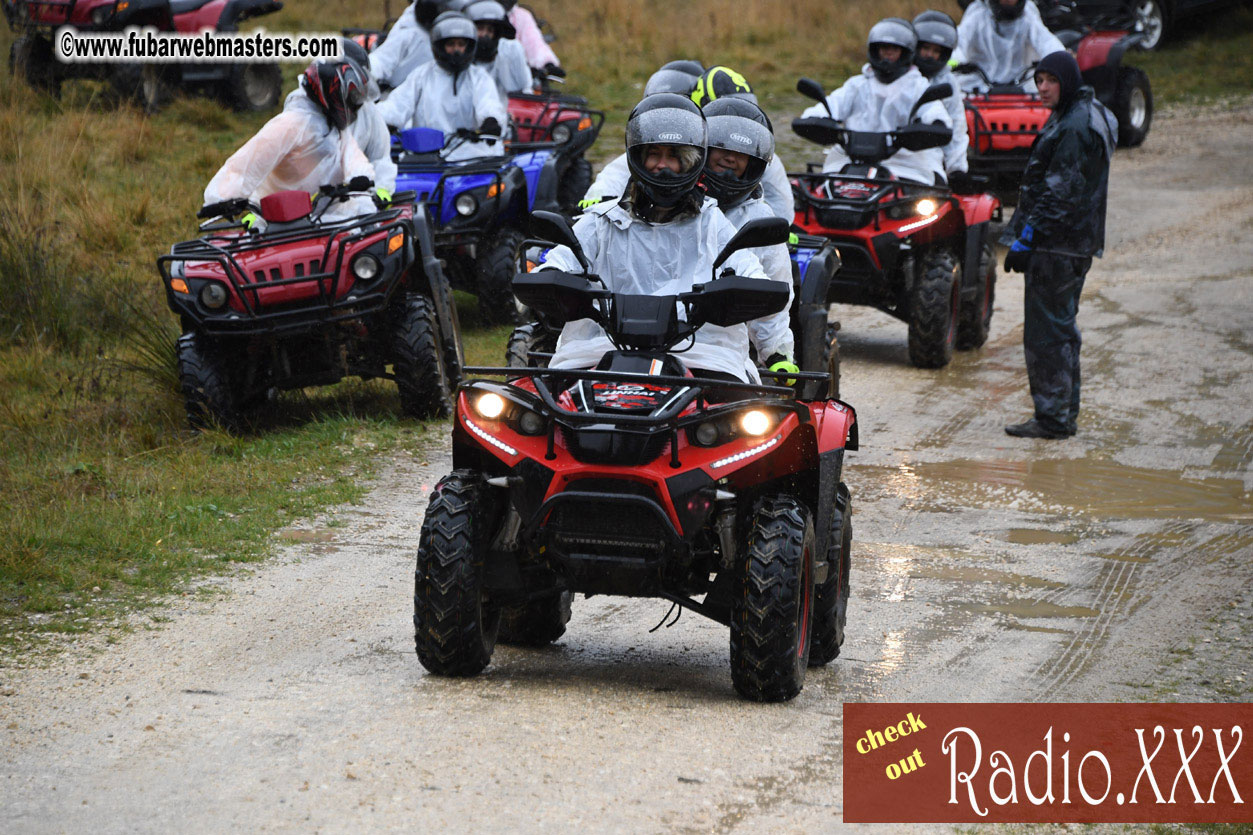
[1030,520,1217,698]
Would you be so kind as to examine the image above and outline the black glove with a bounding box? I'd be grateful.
[1004,247,1032,273]
[454,127,476,140]
[947,170,973,193]
[479,117,501,137]
[544,62,566,78]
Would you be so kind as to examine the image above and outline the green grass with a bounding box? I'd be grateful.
[1,0,1250,647]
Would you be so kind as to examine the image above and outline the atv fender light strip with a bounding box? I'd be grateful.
[709,435,780,470]
[464,417,517,457]
[898,214,941,234]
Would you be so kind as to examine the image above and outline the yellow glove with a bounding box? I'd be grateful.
[375,187,392,204]
[767,354,799,386]
[577,196,602,210]
[240,212,260,231]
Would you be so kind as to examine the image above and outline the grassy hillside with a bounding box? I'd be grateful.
[1,0,1250,644]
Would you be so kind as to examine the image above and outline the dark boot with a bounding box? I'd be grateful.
[1005,419,1070,439]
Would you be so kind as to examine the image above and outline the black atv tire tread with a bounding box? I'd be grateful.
[393,294,453,419]
[956,240,996,350]
[824,323,841,400]
[177,332,239,432]
[223,62,282,112]
[499,591,572,646]
[730,495,814,702]
[558,156,594,214]
[809,483,851,666]
[414,470,500,675]
[476,230,525,326]
[908,248,960,369]
[1114,66,1152,149]
[505,321,556,368]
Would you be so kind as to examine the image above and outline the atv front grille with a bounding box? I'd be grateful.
[816,206,875,229]
[547,494,669,559]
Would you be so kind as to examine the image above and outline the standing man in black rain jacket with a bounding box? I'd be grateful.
[1002,50,1116,439]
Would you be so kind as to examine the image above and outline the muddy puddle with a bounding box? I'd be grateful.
[853,457,1251,522]
[1004,528,1081,545]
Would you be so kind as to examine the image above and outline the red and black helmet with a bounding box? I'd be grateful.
[301,59,368,132]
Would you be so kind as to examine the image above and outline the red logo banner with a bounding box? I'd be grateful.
[843,703,1252,823]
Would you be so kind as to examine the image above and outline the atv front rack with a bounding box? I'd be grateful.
[157,205,414,335]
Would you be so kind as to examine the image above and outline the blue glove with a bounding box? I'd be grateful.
[1004,224,1033,272]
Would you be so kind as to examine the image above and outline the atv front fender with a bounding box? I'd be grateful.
[217,0,283,31]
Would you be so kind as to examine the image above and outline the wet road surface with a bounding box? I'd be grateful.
[1,101,1251,832]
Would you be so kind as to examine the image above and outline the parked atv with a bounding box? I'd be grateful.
[414,212,855,702]
[791,78,1001,368]
[506,83,604,212]
[158,178,462,430]
[4,0,284,112]
[960,9,1151,203]
[394,126,576,325]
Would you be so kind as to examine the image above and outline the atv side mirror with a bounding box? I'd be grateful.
[530,210,591,273]
[796,77,833,118]
[909,83,953,120]
[712,217,790,275]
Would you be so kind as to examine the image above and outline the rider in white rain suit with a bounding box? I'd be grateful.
[540,94,781,384]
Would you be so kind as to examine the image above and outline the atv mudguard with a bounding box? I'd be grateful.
[1076,31,1144,105]
[410,207,461,367]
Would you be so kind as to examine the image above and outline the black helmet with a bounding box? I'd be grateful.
[414,0,443,29]
[659,59,705,76]
[625,93,708,209]
[912,11,958,78]
[301,59,368,131]
[690,65,755,106]
[644,67,699,97]
[867,17,917,83]
[430,11,477,73]
[989,0,1027,21]
[701,97,774,207]
[466,0,515,62]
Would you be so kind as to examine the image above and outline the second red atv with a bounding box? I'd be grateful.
[5,0,284,112]
[791,78,1001,368]
[413,212,856,703]
[159,178,462,430]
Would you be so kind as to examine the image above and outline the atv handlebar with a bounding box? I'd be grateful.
[197,198,253,220]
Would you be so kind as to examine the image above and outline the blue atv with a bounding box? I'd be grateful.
[393,126,569,325]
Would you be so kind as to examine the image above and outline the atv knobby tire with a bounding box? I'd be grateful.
[177,332,239,432]
[1114,66,1152,149]
[10,35,59,96]
[557,156,594,214]
[730,495,815,702]
[505,321,556,368]
[956,240,996,350]
[222,62,282,112]
[392,294,453,419]
[810,483,851,666]
[475,230,525,325]
[414,470,501,676]
[499,591,572,646]
[907,248,960,369]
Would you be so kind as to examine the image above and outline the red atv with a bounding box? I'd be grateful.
[414,212,855,702]
[791,78,1002,368]
[158,178,463,430]
[961,2,1152,203]
[4,0,284,112]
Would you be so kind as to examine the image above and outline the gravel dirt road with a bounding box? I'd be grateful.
[2,99,1251,833]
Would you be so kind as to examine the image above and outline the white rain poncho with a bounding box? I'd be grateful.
[952,0,1064,92]
[283,87,396,192]
[370,14,433,91]
[204,94,375,222]
[929,64,970,174]
[722,195,795,362]
[586,151,794,221]
[479,37,534,106]
[800,65,951,185]
[540,196,772,383]
[377,61,508,161]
